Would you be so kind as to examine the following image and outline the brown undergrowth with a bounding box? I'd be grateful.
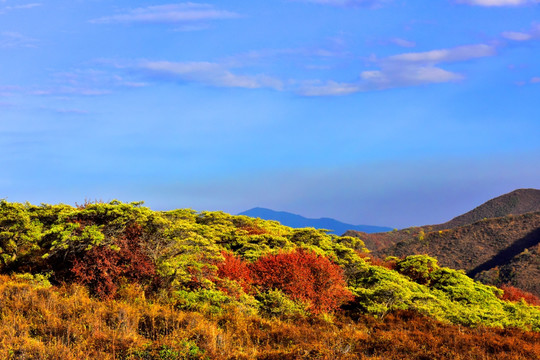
[0,275,539,360]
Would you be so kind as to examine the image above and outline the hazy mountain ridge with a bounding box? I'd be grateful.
[239,207,392,235]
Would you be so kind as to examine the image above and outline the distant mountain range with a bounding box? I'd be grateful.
[238,207,392,235]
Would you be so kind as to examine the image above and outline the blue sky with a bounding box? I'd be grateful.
[1,0,539,228]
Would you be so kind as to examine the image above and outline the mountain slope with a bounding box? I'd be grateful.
[344,189,540,296]
[435,188,540,230]
[238,207,392,234]
[475,242,540,297]
[377,212,540,296]
[345,188,540,253]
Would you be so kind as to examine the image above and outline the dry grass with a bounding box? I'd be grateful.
[0,275,539,359]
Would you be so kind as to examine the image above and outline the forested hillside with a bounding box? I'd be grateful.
[0,200,539,359]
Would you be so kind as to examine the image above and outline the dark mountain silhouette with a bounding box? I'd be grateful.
[238,207,392,235]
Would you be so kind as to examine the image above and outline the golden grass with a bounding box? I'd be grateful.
[0,275,539,359]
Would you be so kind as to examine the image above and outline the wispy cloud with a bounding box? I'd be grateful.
[91,3,240,25]
[298,80,360,96]
[0,2,41,14]
[290,0,390,7]
[299,44,496,95]
[30,87,111,96]
[29,68,148,97]
[0,31,37,48]
[502,24,540,41]
[384,44,495,63]
[39,107,90,115]
[0,85,22,96]
[102,42,496,97]
[389,38,416,48]
[136,60,283,90]
[456,0,539,6]
[530,77,540,83]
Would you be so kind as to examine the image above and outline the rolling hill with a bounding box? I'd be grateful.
[345,189,540,296]
[434,188,540,230]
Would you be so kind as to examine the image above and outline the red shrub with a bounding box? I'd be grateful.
[499,285,540,306]
[71,223,155,299]
[240,225,269,235]
[250,249,353,314]
[356,251,397,270]
[217,251,253,293]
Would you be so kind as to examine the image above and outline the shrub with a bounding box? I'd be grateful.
[216,251,253,293]
[250,248,353,314]
[396,255,438,285]
[499,284,540,306]
[71,223,155,299]
[257,289,308,319]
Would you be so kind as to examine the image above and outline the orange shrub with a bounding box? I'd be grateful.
[499,284,540,306]
[250,249,353,314]
[216,251,253,293]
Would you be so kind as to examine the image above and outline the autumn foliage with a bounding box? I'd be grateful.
[250,249,353,314]
[217,250,253,293]
[71,223,155,299]
[499,284,540,306]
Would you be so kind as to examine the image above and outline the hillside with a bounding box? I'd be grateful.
[1,199,539,359]
[435,188,540,230]
[376,212,540,296]
[239,207,392,234]
[475,242,540,297]
[345,188,540,252]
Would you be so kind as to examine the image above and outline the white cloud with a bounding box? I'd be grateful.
[387,44,496,63]
[30,87,111,96]
[91,3,240,25]
[39,107,90,115]
[0,85,21,97]
[137,60,283,90]
[299,43,496,95]
[389,38,416,48]
[0,2,41,14]
[502,31,533,41]
[0,31,37,48]
[501,25,540,41]
[456,0,539,6]
[360,65,463,88]
[9,3,40,9]
[531,77,540,83]
[298,80,360,96]
[27,67,148,97]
